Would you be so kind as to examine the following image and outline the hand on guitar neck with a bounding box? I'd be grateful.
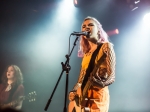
[69,91,77,102]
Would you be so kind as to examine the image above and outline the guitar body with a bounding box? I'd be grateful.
[68,87,81,112]
[0,91,37,109]
[68,101,82,112]
[68,44,106,112]
[68,87,90,112]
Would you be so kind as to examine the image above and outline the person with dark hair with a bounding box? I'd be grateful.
[0,65,24,110]
[68,16,116,112]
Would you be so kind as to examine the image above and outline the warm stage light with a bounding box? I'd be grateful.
[106,29,119,36]
[74,0,78,5]
[115,29,119,34]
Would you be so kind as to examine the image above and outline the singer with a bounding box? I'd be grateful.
[68,16,116,112]
[0,65,24,110]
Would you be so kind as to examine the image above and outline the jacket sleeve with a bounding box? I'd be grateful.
[93,43,116,87]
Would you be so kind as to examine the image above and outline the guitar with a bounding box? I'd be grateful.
[0,91,37,108]
[68,81,91,112]
[68,53,106,112]
[68,87,83,112]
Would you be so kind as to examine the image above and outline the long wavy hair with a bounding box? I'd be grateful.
[1,65,23,86]
[78,16,109,57]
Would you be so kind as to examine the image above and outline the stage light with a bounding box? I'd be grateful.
[73,0,79,7]
[115,29,119,34]
[127,0,140,11]
[143,12,150,24]
[74,0,78,5]
[131,6,138,11]
[135,0,140,4]
[106,29,119,36]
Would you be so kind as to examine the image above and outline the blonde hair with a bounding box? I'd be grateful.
[78,16,109,57]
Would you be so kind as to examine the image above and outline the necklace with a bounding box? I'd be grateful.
[5,84,12,91]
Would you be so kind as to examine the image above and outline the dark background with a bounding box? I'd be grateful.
[0,0,150,112]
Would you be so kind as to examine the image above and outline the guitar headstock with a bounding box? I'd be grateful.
[26,91,37,102]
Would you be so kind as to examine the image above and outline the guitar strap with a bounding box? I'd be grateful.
[81,43,103,91]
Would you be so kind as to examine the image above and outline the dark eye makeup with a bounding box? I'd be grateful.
[82,23,94,28]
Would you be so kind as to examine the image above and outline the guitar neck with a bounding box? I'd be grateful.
[82,80,92,100]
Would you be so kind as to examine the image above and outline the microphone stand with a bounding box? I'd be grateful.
[44,35,80,112]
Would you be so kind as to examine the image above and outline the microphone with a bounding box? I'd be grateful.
[71,31,90,38]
